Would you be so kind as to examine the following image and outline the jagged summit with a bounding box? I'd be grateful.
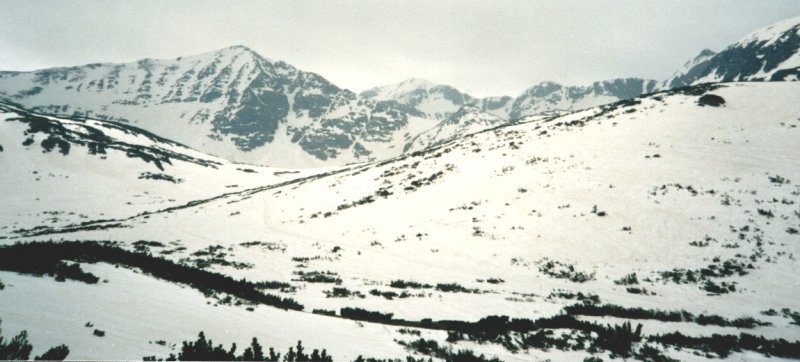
[660,49,718,89]
[508,78,657,119]
[224,44,256,52]
[696,48,717,58]
[518,81,564,98]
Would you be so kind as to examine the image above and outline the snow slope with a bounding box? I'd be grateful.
[403,103,511,153]
[0,100,317,235]
[360,78,473,120]
[4,82,799,360]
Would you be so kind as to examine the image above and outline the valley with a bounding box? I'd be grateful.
[1,13,800,362]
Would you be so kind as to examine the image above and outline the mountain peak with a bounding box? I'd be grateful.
[696,48,716,58]
[398,77,437,88]
[363,78,440,97]
[360,78,438,98]
[358,78,473,120]
[212,44,264,59]
[226,44,254,52]
[522,81,563,95]
[661,14,800,88]
[532,80,562,88]
[735,15,800,46]
[183,44,273,66]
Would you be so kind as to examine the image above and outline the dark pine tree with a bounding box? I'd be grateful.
[34,345,70,360]
[0,329,33,360]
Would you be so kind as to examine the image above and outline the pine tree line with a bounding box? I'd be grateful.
[0,319,70,360]
[145,332,331,361]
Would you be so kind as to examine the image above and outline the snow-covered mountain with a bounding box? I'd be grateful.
[1,15,798,170]
[508,78,657,119]
[402,103,509,153]
[360,77,661,151]
[0,51,662,169]
[3,14,800,362]
[0,46,452,168]
[3,82,799,360]
[660,49,718,89]
[364,77,661,121]
[663,15,800,88]
[360,78,473,120]
[473,95,515,118]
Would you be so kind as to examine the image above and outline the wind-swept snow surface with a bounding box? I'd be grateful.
[3,82,798,360]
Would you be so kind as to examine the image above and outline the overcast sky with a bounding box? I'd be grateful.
[0,1,797,97]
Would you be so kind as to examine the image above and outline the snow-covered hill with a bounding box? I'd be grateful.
[3,82,798,360]
[4,15,800,360]
[663,15,800,88]
[0,99,316,235]
[402,103,512,153]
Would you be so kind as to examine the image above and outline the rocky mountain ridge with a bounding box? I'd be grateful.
[662,15,800,88]
[1,15,798,167]
[0,47,658,167]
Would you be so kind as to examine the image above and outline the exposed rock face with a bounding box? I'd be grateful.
[0,46,437,166]
[508,79,657,119]
[0,45,657,167]
[662,16,800,88]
